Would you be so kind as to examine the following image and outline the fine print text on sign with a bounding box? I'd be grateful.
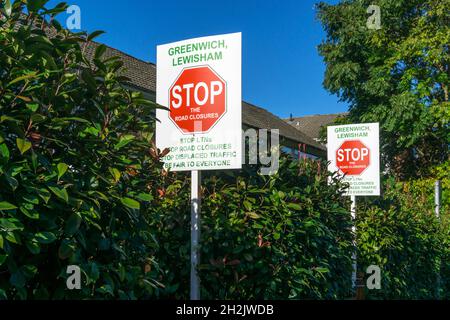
[156,33,242,171]
[327,123,380,196]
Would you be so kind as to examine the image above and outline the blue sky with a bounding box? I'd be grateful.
[47,0,347,118]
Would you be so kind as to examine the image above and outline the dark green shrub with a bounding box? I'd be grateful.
[0,1,163,299]
[357,171,450,299]
[151,158,354,299]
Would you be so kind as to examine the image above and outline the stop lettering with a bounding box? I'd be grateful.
[336,140,370,175]
[171,81,223,108]
[169,66,226,133]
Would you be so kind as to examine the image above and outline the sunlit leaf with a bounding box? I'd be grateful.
[16,138,32,155]
[49,186,69,203]
[120,197,140,210]
[0,201,17,211]
[57,163,69,180]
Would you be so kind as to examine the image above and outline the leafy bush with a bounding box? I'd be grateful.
[152,159,449,300]
[0,1,164,299]
[151,158,354,299]
[357,171,450,299]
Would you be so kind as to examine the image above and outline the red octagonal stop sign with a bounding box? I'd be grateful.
[169,66,226,133]
[336,140,370,175]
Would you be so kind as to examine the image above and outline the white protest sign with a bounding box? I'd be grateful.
[328,123,380,196]
[156,33,242,171]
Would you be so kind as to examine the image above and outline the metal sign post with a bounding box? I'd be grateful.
[435,180,441,299]
[156,32,242,301]
[327,123,380,296]
[190,170,201,300]
[351,195,357,290]
[435,180,441,218]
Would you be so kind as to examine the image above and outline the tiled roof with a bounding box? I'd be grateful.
[242,102,323,149]
[84,42,157,94]
[285,113,348,141]
[19,15,325,154]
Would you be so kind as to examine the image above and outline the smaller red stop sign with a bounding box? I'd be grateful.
[336,140,370,175]
[169,66,226,133]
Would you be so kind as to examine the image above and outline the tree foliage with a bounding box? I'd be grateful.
[317,0,449,179]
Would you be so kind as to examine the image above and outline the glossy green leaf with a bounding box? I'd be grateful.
[3,0,12,16]
[287,203,302,211]
[19,206,39,220]
[315,267,330,274]
[8,72,38,86]
[16,138,32,155]
[108,167,121,183]
[58,240,75,260]
[65,213,82,236]
[53,117,90,124]
[87,30,105,42]
[5,172,18,191]
[0,143,9,162]
[23,194,39,205]
[57,163,69,180]
[49,186,69,203]
[0,201,17,211]
[26,103,39,112]
[114,135,134,150]
[136,193,153,202]
[35,232,57,244]
[31,151,38,171]
[21,265,38,278]
[95,44,107,59]
[5,232,21,244]
[37,188,51,204]
[243,200,252,211]
[26,240,41,255]
[247,212,261,219]
[120,197,140,210]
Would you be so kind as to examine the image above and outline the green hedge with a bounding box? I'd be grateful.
[147,161,450,300]
[357,170,450,299]
[0,1,163,299]
[151,159,354,299]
